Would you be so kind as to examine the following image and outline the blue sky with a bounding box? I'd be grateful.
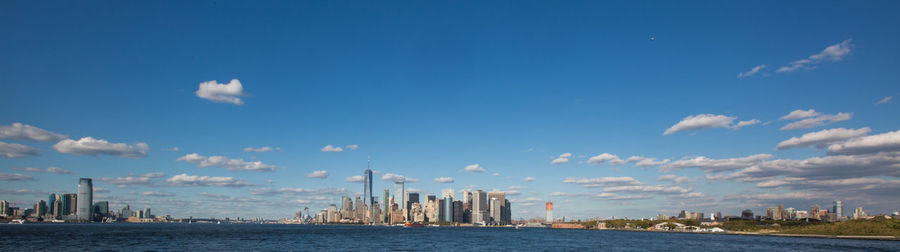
[2,1,899,219]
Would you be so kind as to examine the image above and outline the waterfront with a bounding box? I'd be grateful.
[1,224,897,251]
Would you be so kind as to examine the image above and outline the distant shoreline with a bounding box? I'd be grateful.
[595,228,900,241]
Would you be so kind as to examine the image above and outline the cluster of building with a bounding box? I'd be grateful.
[653,200,876,223]
[292,169,512,226]
[0,178,163,223]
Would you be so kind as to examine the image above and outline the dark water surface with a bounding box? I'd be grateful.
[1,223,897,251]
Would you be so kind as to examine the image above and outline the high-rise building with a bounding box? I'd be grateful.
[741,209,754,219]
[546,201,553,223]
[471,190,488,224]
[489,197,501,224]
[63,193,77,215]
[833,200,843,218]
[77,178,93,221]
[811,205,821,220]
[0,200,8,217]
[453,200,463,223]
[502,199,511,225]
[407,192,419,221]
[394,181,405,221]
[487,191,506,224]
[34,200,47,217]
[93,201,109,221]
[776,204,785,220]
[341,196,353,220]
[443,196,453,222]
[364,168,373,209]
[383,189,390,223]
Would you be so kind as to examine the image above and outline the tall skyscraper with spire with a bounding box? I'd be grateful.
[364,159,373,208]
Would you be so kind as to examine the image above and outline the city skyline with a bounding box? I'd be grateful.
[3,1,900,220]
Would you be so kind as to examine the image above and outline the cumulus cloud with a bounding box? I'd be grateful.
[551,153,572,165]
[434,177,454,183]
[625,156,670,167]
[826,129,900,155]
[382,173,417,183]
[12,166,75,174]
[166,173,252,187]
[195,79,246,105]
[0,123,66,142]
[661,154,772,173]
[53,137,149,158]
[345,175,365,183]
[776,127,871,150]
[100,173,165,186]
[776,39,852,73]
[321,145,343,152]
[587,153,624,165]
[734,119,761,129]
[707,152,900,182]
[737,64,766,79]
[345,144,359,150]
[0,172,34,181]
[464,164,486,173]
[664,114,746,135]
[876,96,892,105]
[563,177,641,187]
[143,191,175,197]
[177,153,277,172]
[306,170,328,179]
[780,111,852,130]
[244,146,279,153]
[525,177,536,182]
[657,174,692,184]
[0,141,39,158]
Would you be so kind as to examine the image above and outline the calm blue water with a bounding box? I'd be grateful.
[1,223,897,251]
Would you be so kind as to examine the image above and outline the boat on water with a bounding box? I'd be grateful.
[404,222,425,227]
[10,219,25,224]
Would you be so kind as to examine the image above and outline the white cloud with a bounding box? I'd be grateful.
[776,127,871,150]
[434,177,454,183]
[464,164,486,173]
[166,173,252,187]
[551,152,572,164]
[306,170,328,179]
[876,96,892,105]
[587,153,624,165]
[663,114,736,135]
[734,119,761,129]
[163,147,180,151]
[780,109,820,120]
[195,79,246,105]
[562,177,641,187]
[244,146,279,153]
[0,141,39,158]
[737,64,766,78]
[0,122,66,142]
[776,39,852,73]
[100,173,165,186]
[661,154,772,173]
[321,145,343,152]
[345,175,365,183]
[177,153,277,172]
[12,166,75,174]
[143,191,175,197]
[780,112,852,130]
[382,173,417,183]
[345,144,359,150]
[625,156,670,167]
[826,130,900,155]
[657,174,691,184]
[53,137,149,158]
[525,177,536,182]
[0,172,34,181]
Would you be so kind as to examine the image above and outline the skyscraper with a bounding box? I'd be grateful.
[488,191,506,224]
[383,189,390,223]
[364,168,373,208]
[443,195,453,222]
[471,190,487,224]
[394,181,405,221]
[77,178,93,221]
[407,192,419,221]
[0,200,8,217]
[63,193,77,215]
[833,200,843,218]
